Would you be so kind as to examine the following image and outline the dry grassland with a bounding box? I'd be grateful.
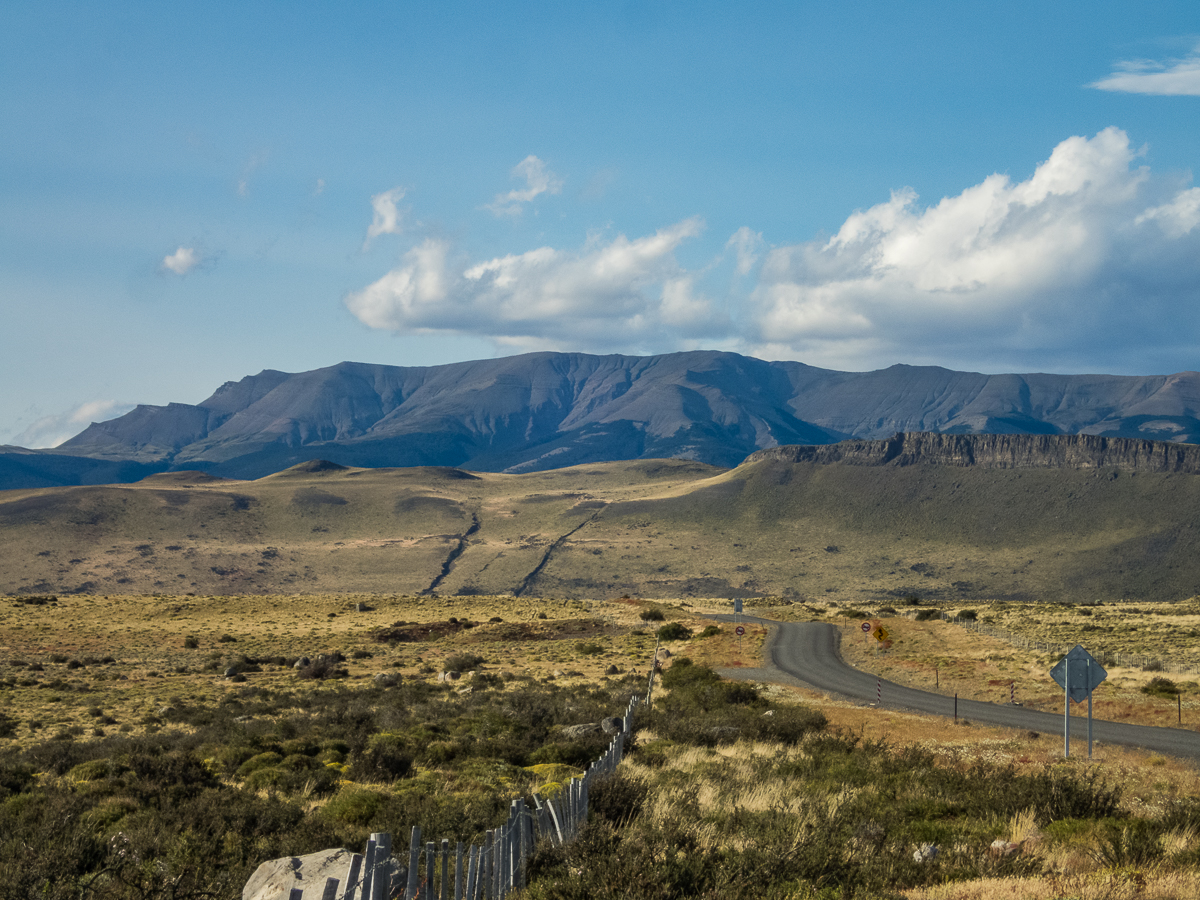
[831,601,1200,730]
[0,591,759,751]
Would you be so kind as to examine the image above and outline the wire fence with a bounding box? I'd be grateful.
[941,613,1199,675]
[277,654,658,900]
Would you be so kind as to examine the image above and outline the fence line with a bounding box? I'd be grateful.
[938,613,1198,675]
[285,681,650,899]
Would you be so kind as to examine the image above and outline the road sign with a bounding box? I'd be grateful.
[1050,645,1107,703]
[860,621,872,633]
[1050,645,1107,759]
[734,598,743,614]
[735,625,745,636]
[873,625,890,643]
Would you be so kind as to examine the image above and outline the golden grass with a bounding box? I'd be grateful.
[904,870,1200,900]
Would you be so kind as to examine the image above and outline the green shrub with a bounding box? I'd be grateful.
[574,642,604,656]
[445,652,486,672]
[957,609,978,621]
[656,622,691,641]
[915,609,941,621]
[697,625,722,638]
[1142,676,1181,698]
[639,608,665,622]
[183,635,199,649]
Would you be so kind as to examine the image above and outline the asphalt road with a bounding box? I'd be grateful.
[714,615,1200,762]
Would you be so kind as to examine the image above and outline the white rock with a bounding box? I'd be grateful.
[243,848,354,900]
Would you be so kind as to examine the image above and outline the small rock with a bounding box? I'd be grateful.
[657,648,672,659]
[356,602,372,612]
[605,665,621,675]
[912,843,939,864]
[293,657,310,670]
[600,716,624,735]
[374,672,401,687]
[561,723,602,739]
[988,839,1021,857]
[761,710,775,718]
[224,667,239,677]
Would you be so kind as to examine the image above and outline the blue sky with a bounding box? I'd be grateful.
[3,1,1199,447]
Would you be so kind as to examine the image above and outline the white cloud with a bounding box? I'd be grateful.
[345,218,720,346]
[363,187,407,247]
[1136,188,1200,238]
[1090,44,1200,95]
[485,155,563,217]
[347,129,1200,373]
[725,227,764,275]
[12,400,134,449]
[161,246,200,275]
[314,178,326,196]
[747,127,1200,372]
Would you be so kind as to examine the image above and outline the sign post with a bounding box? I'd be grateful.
[1049,645,1107,759]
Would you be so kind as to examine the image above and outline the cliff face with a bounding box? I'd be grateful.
[744,432,1200,474]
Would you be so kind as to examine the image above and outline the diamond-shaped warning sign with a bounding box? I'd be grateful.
[1049,645,1107,703]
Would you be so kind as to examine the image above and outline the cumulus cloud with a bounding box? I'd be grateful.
[12,400,134,449]
[1136,188,1200,238]
[1090,44,1200,95]
[346,129,1200,373]
[345,217,726,346]
[726,227,765,275]
[161,246,200,275]
[363,187,407,248]
[747,127,1200,372]
[485,155,563,216]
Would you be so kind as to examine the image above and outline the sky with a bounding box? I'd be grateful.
[2,2,1199,448]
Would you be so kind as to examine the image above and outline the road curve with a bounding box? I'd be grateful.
[714,615,1200,762]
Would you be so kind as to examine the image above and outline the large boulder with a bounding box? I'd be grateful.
[244,848,357,900]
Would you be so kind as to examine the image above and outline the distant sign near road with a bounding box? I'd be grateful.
[861,621,872,633]
[1050,645,1107,702]
[735,625,745,636]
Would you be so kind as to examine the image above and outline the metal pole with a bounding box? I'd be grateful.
[954,693,957,723]
[1087,660,1093,759]
[1064,662,1070,759]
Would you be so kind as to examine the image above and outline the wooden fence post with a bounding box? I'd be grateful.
[361,837,378,900]
[341,853,363,900]
[371,833,391,900]
[405,827,421,900]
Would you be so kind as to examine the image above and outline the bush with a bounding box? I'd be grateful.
[1142,676,1181,699]
[574,642,604,656]
[697,625,722,638]
[915,609,941,621]
[183,635,199,649]
[639,608,665,622]
[444,652,486,672]
[656,623,691,641]
[957,609,978,621]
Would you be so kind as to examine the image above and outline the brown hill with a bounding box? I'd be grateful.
[3,433,1200,604]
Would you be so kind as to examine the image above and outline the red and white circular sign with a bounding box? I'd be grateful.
[735,625,746,636]
[861,621,872,633]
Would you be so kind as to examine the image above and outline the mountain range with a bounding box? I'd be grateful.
[5,350,1200,488]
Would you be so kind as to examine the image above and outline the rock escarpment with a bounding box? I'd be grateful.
[745,432,1200,475]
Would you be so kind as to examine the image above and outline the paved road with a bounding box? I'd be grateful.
[714,615,1200,762]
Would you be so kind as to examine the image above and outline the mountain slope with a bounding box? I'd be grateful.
[24,350,1200,483]
[5,433,1200,603]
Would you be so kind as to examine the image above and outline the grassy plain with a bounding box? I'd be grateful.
[5,590,1200,899]
[4,456,1200,603]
